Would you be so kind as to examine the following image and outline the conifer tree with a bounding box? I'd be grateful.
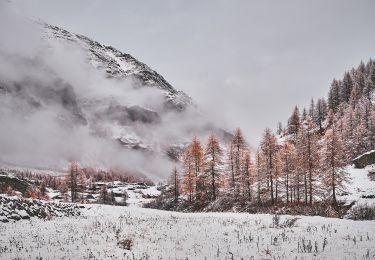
[260,128,278,204]
[298,116,320,205]
[315,97,328,132]
[190,136,205,204]
[328,79,341,112]
[321,119,351,205]
[66,162,80,203]
[169,166,181,202]
[364,61,375,102]
[287,106,301,142]
[368,110,375,150]
[273,150,282,203]
[349,84,361,108]
[280,141,295,204]
[230,128,248,201]
[242,150,253,203]
[227,142,236,195]
[204,134,223,201]
[182,146,195,202]
[255,148,264,205]
[277,121,283,135]
[99,185,109,204]
[353,120,368,158]
[309,98,315,119]
[341,72,354,103]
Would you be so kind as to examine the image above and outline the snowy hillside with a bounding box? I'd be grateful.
[43,24,192,111]
[0,195,81,223]
[1,204,375,259]
[1,17,225,174]
[341,165,375,208]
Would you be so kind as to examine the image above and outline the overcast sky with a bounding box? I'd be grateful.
[12,0,375,146]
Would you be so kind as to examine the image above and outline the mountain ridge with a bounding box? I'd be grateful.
[42,23,193,111]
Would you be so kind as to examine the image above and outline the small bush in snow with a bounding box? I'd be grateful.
[117,238,133,250]
[348,203,375,220]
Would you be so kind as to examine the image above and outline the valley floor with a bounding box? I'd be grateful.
[1,205,375,260]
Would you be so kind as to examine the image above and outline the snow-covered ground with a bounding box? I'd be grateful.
[0,205,374,259]
[111,184,161,207]
[0,164,374,259]
[341,165,375,207]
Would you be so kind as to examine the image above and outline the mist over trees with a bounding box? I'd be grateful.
[154,58,375,213]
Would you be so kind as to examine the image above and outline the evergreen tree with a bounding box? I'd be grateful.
[321,120,351,205]
[328,79,341,112]
[364,60,375,102]
[309,98,315,119]
[315,97,328,132]
[169,166,181,202]
[99,185,109,204]
[277,121,283,135]
[191,136,205,204]
[353,120,368,158]
[354,61,367,93]
[260,128,278,204]
[280,141,296,204]
[287,106,301,142]
[66,162,80,203]
[182,146,195,202]
[349,83,361,108]
[242,150,253,203]
[204,134,223,201]
[340,72,353,103]
[255,148,264,205]
[229,128,248,201]
[368,110,375,150]
[299,116,320,205]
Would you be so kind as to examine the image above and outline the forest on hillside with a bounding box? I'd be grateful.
[148,59,375,215]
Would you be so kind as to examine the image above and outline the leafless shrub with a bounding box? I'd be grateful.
[348,203,375,220]
[271,213,298,228]
[117,238,133,250]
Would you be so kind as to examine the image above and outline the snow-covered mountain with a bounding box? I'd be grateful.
[0,20,226,175]
[43,24,192,111]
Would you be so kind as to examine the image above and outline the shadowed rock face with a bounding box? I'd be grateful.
[125,106,161,124]
[98,104,161,125]
[2,77,87,125]
[0,195,82,222]
[0,173,30,195]
[354,150,375,168]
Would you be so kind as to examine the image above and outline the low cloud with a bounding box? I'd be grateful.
[0,4,175,178]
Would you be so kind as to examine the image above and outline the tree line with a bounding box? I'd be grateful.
[168,58,375,209]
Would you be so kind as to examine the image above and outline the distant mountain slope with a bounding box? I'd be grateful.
[43,24,192,111]
[43,24,192,110]
[0,19,226,176]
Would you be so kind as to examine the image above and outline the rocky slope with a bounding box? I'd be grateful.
[0,20,227,175]
[0,195,81,222]
[43,23,192,111]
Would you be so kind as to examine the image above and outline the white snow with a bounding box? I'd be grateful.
[105,50,136,73]
[0,205,374,259]
[340,165,375,207]
[109,184,161,207]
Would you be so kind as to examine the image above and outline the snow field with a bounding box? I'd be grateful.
[1,205,375,259]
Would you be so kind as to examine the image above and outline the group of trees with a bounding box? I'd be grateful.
[169,58,375,209]
[171,124,349,208]
[177,135,225,205]
[64,163,129,205]
[9,164,135,204]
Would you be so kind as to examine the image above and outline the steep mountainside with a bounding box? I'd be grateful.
[0,21,222,175]
[43,24,192,111]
